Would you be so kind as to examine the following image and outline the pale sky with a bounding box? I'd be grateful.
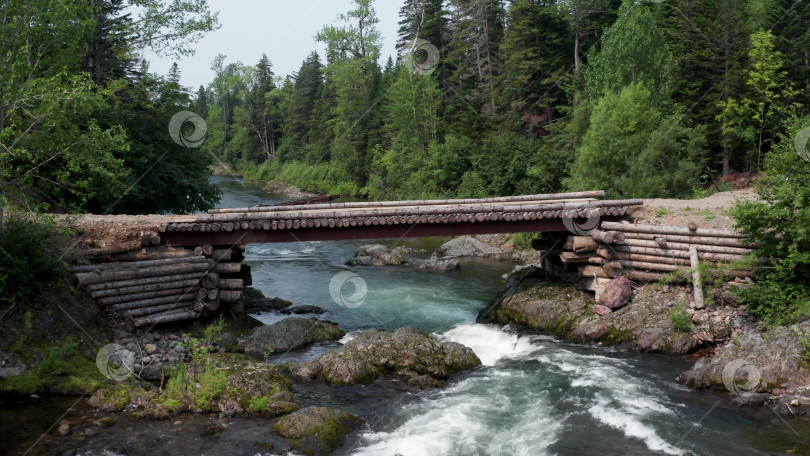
[144,0,402,90]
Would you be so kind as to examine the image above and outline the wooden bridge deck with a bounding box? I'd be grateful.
[159,191,644,247]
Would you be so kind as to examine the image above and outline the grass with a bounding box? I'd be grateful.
[670,302,693,333]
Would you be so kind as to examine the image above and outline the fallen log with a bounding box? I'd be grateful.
[606,245,759,263]
[219,290,242,303]
[214,263,242,274]
[578,265,611,279]
[201,272,219,289]
[98,286,200,306]
[204,298,220,311]
[134,310,200,327]
[560,252,597,264]
[218,279,243,290]
[90,279,203,299]
[126,302,194,318]
[590,230,626,244]
[87,272,207,292]
[76,262,210,286]
[622,239,752,256]
[211,249,232,261]
[600,222,745,238]
[110,292,199,311]
[110,246,195,262]
[621,232,755,248]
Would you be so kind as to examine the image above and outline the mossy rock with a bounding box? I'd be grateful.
[244,318,345,357]
[118,353,299,418]
[272,406,362,456]
[88,382,150,412]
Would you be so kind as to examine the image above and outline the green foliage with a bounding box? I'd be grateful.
[586,2,676,104]
[566,83,703,197]
[0,213,67,300]
[511,232,537,251]
[731,116,810,324]
[202,315,227,344]
[802,333,810,360]
[670,302,693,333]
[0,340,103,394]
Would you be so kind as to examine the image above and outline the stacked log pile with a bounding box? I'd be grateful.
[68,243,248,326]
[551,222,760,306]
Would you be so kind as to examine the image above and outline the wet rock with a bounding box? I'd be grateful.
[439,236,502,258]
[296,327,480,388]
[244,318,345,356]
[677,321,810,399]
[57,423,71,436]
[597,276,632,310]
[345,244,408,266]
[239,287,293,312]
[272,406,363,456]
[419,252,460,271]
[138,363,164,381]
[279,305,326,315]
[477,265,700,355]
[591,305,612,316]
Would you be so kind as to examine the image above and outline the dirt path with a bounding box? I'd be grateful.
[632,189,758,231]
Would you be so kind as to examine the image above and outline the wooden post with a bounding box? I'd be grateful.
[689,247,705,309]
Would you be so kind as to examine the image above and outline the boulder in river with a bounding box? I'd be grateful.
[244,317,345,357]
[345,244,409,266]
[239,287,294,312]
[677,320,810,411]
[419,252,460,270]
[272,406,363,456]
[295,327,481,388]
[439,236,503,258]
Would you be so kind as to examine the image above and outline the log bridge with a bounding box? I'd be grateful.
[65,190,759,326]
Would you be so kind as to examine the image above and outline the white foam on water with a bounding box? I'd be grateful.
[339,331,361,344]
[438,324,538,366]
[352,373,561,456]
[588,403,684,455]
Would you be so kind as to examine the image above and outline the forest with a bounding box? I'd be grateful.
[198,0,810,202]
[1,0,809,319]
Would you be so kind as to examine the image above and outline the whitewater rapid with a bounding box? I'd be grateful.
[351,324,688,456]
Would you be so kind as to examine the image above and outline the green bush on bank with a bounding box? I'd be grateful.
[731,117,810,325]
[0,213,67,303]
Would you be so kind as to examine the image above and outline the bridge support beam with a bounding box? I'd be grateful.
[161,217,624,247]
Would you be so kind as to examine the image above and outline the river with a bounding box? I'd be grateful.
[4,175,809,456]
[218,176,809,456]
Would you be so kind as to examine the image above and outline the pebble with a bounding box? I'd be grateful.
[144,344,157,355]
[168,334,178,341]
[57,423,71,436]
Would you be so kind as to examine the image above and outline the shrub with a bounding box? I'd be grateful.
[731,117,810,324]
[0,213,67,301]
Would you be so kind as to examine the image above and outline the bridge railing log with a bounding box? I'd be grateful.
[206,190,608,214]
